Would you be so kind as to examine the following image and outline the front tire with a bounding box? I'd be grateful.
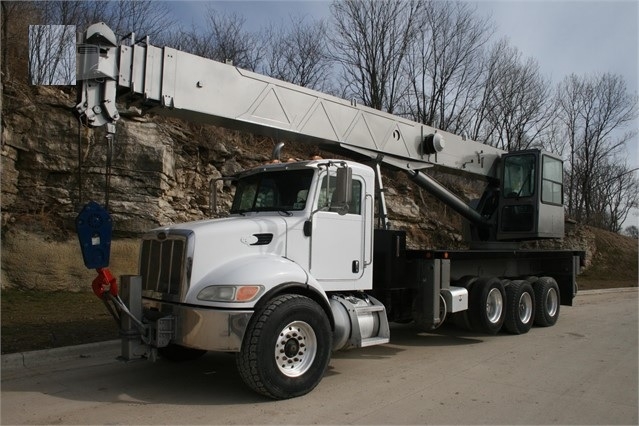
[236,294,332,399]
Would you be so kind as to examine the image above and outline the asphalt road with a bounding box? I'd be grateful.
[2,288,637,425]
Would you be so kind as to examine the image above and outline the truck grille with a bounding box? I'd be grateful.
[140,237,187,296]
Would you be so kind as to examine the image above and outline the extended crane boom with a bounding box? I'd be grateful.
[76,23,503,179]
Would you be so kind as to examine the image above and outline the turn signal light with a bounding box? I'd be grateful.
[236,285,261,301]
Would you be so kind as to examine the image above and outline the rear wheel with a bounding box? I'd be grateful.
[469,277,506,334]
[236,294,332,399]
[534,277,560,327]
[504,280,535,334]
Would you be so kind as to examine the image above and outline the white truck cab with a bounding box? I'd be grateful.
[136,159,383,354]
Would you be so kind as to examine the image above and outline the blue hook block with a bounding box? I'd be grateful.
[75,201,113,269]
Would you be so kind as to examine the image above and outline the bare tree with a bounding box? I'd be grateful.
[480,41,553,151]
[19,1,82,85]
[264,15,333,91]
[201,7,264,71]
[42,1,111,30]
[103,0,175,41]
[28,24,76,85]
[329,0,422,113]
[601,163,639,232]
[160,24,215,58]
[2,2,39,83]
[405,1,492,132]
[23,1,173,38]
[580,158,638,232]
[556,72,638,228]
[624,225,639,239]
[111,6,263,71]
[22,1,175,85]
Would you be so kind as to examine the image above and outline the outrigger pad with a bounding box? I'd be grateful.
[76,201,113,269]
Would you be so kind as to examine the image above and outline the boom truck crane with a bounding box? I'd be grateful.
[74,23,583,399]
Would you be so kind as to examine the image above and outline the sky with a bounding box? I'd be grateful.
[164,0,638,92]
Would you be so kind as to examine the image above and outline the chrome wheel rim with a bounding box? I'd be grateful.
[519,292,533,323]
[546,287,558,317]
[486,288,504,324]
[275,321,317,377]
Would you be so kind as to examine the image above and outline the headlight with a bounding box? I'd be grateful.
[197,285,263,302]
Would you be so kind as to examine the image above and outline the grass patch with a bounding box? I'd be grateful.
[2,229,139,291]
[579,227,638,283]
[1,290,118,354]
[1,230,138,353]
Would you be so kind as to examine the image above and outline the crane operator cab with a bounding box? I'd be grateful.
[497,149,564,241]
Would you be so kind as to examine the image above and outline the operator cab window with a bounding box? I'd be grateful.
[503,154,536,198]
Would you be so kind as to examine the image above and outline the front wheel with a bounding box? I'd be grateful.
[236,294,332,399]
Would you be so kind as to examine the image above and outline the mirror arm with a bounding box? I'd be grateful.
[209,176,236,217]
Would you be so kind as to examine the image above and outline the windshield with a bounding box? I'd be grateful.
[503,154,536,198]
[230,169,315,214]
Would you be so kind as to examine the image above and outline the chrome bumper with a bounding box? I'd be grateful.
[143,299,253,352]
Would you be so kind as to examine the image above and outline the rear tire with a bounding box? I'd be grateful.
[236,294,332,399]
[504,280,535,334]
[534,277,560,327]
[469,277,506,334]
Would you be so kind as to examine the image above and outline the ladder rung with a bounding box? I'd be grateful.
[360,337,389,347]
[355,305,384,314]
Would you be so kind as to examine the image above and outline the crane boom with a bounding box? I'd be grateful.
[76,22,503,180]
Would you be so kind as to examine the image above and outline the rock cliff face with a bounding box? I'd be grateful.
[2,84,242,234]
[1,83,468,248]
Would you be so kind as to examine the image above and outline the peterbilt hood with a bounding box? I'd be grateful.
[148,216,289,292]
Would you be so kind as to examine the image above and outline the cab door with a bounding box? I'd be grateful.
[310,173,366,290]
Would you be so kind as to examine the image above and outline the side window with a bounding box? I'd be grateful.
[318,175,362,215]
[542,155,563,205]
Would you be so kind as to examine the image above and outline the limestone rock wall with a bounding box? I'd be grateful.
[2,84,465,248]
